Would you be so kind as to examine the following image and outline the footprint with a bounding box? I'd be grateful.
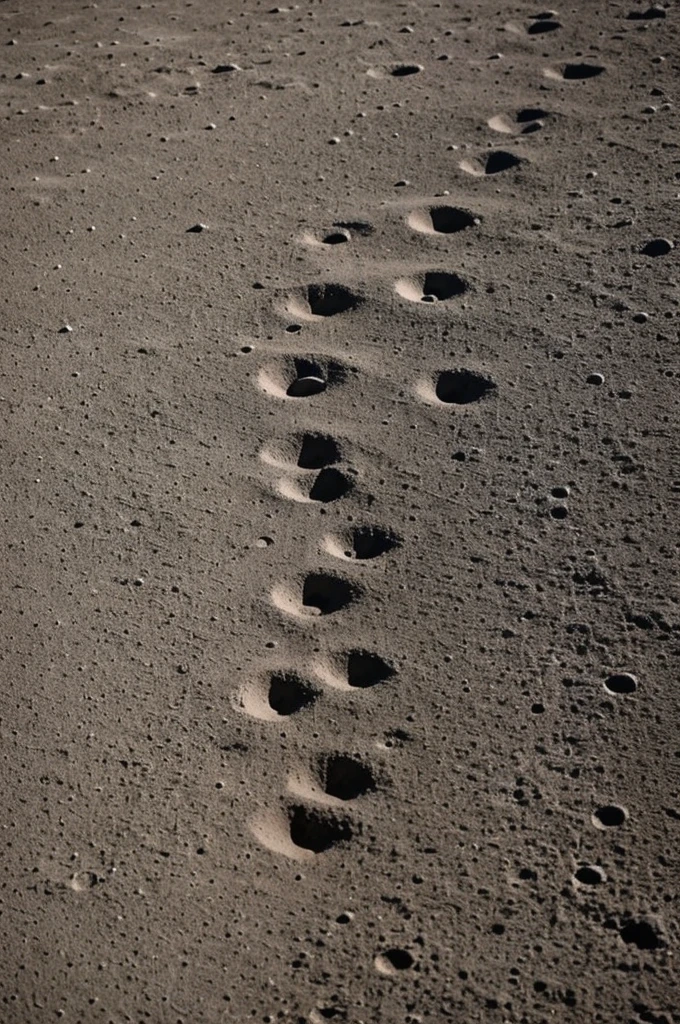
[314,649,396,690]
[283,283,364,321]
[251,805,354,860]
[417,369,497,406]
[323,525,401,561]
[545,62,605,81]
[289,753,377,804]
[488,108,550,135]
[394,270,469,303]
[459,150,524,176]
[272,572,359,618]
[261,432,342,471]
[277,467,353,504]
[258,356,346,399]
[236,671,321,720]
[407,205,480,235]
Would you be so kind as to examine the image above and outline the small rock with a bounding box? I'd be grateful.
[186,223,207,233]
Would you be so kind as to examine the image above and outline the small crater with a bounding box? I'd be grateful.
[407,205,479,235]
[527,19,561,33]
[285,283,364,320]
[574,865,606,885]
[302,573,357,615]
[604,672,638,695]
[593,804,628,828]
[320,754,377,800]
[289,805,353,853]
[517,106,549,122]
[619,919,663,951]
[269,672,318,715]
[391,64,422,77]
[435,369,497,405]
[395,271,469,303]
[561,62,605,80]
[322,231,350,245]
[374,948,415,975]
[641,238,673,257]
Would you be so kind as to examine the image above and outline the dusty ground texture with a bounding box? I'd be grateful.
[1,1,679,1022]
